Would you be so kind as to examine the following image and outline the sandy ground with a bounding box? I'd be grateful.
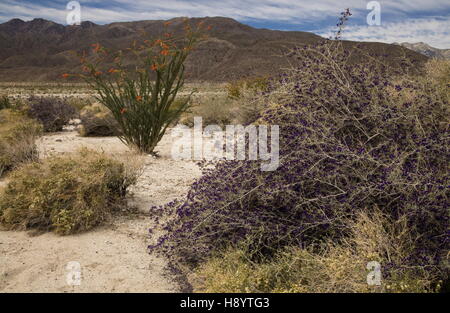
[0,130,202,293]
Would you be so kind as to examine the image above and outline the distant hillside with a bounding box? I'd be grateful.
[395,42,450,59]
[0,17,428,82]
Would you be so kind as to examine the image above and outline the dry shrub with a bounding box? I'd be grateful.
[179,92,263,127]
[0,109,42,176]
[424,59,450,101]
[192,209,443,293]
[0,149,142,234]
[78,102,120,137]
[66,96,94,112]
[27,96,77,132]
[179,94,234,127]
[232,89,265,125]
[226,76,269,100]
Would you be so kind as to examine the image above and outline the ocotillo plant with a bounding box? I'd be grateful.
[65,20,207,154]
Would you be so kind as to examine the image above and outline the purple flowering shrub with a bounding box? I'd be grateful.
[27,96,77,132]
[152,20,448,285]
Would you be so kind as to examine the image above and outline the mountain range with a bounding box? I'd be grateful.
[394,42,450,59]
[0,17,429,82]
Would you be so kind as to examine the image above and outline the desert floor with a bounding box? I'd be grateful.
[0,130,202,292]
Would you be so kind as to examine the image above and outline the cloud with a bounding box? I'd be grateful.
[0,0,359,24]
[318,18,450,49]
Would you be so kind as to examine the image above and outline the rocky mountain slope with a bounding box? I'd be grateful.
[0,17,428,82]
[395,42,450,59]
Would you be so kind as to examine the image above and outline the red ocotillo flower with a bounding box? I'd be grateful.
[92,43,101,53]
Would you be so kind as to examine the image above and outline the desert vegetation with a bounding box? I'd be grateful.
[226,76,269,100]
[149,13,449,292]
[0,95,12,110]
[178,79,267,127]
[26,96,77,132]
[0,109,42,177]
[0,149,141,234]
[70,21,207,154]
[192,210,442,293]
[78,102,120,137]
[0,11,448,294]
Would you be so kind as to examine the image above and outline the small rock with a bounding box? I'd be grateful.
[69,119,81,125]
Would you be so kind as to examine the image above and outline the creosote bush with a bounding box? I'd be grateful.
[0,149,141,234]
[152,32,449,290]
[78,102,121,137]
[0,109,42,177]
[27,96,77,132]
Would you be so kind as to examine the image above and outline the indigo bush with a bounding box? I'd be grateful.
[152,31,449,285]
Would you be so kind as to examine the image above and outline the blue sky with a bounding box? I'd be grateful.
[1,0,449,48]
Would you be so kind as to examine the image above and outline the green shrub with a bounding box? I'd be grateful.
[0,149,141,234]
[0,109,42,176]
[78,102,120,137]
[0,95,11,110]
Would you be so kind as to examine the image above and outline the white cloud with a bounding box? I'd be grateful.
[319,18,450,49]
[0,0,360,24]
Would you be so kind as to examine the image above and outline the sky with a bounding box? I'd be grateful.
[0,0,449,48]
